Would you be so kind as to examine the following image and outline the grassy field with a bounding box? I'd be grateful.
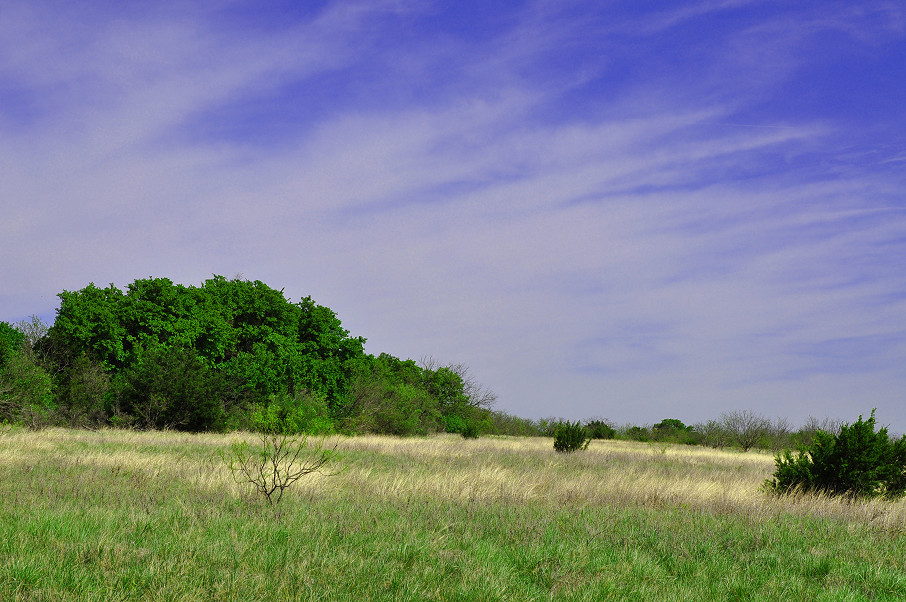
[1,428,905,600]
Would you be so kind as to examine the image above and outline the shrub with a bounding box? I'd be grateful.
[250,391,334,435]
[792,416,841,448]
[56,353,111,428]
[536,417,560,438]
[221,431,336,505]
[697,419,731,449]
[460,422,480,439]
[485,411,543,436]
[767,410,906,499]
[0,322,25,370]
[622,425,650,442]
[0,348,56,429]
[116,344,231,431]
[342,367,440,436]
[652,418,701,445]
[653,418,687,432]
[585,419,615,440]
[553,421,590,453]
[721,410,770,451]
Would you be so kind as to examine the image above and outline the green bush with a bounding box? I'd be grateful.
[0,347,56,429]
[553,421,590,453]
[460,421,480,439]
[651,418,701,445]
[250,391,335,435]
[0,322,25,370]
[767,410,906,499]
[622,425,650,442]
[55,353,111,428]
[116,344,232,431]
[585,419,615,440]
[443,414,467,434]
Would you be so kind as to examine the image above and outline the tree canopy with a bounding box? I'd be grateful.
[48,276,366,409]
[2,275,495,434]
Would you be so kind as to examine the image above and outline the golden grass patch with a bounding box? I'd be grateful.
[4,428,906,532]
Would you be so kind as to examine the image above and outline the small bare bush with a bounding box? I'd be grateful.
[222,431,336,505]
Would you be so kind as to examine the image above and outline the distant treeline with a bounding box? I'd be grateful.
[0,276,848,449]
[481,412,844,452]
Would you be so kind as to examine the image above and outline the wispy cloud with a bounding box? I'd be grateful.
[2,0,904,428]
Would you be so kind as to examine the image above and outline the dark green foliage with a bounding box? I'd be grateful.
[768,410,906,499]
[55,353,111,428]
[0,346,55,428]
[342,354,440,435]
[652,418,701,445]
[485,411,544,436]
[443,414,468,434]
[0,321,25,369]
[47,276,366,409]
[337,353,493,436]
[460,421,480,439]
[653,418,687,432]
[553,421,590,453]
[116,344,235,431]
[12,276,500,436]
[51,283,128,369]
[248,391,335,435]
[622,425,651,442]
[585,419,615,440]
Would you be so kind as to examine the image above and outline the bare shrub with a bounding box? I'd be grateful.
[222,431,336,505]
[720,410,771,452]
[696,420,730,449]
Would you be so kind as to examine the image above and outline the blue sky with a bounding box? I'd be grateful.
[2,1,905,429]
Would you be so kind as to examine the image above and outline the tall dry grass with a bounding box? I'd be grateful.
[5,428,905,533]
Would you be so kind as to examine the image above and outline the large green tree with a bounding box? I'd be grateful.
[35,275,494,435]
[45,276,367,429]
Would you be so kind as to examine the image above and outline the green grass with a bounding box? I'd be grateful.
[1,428,905,600]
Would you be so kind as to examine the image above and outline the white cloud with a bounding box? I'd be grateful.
[1,0,904,429]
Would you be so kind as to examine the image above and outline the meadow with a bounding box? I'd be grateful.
[1,428,905,600]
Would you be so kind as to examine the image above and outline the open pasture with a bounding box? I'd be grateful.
[1,428,905,600]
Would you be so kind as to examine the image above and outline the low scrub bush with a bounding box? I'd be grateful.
[585,419,615,440]
[250,391,334,435]
[460,422,480,439]
[652,418,701,445]
[553,421,590,453]
[767,410,906,499]
[0,347,56,429]
[696,420,731,449]
[221,431,336,505]
[485,411,544,436]
[621,425,650,442]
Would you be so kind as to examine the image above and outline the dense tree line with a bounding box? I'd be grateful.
[0,277,891,456]
[0,276,495,435]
